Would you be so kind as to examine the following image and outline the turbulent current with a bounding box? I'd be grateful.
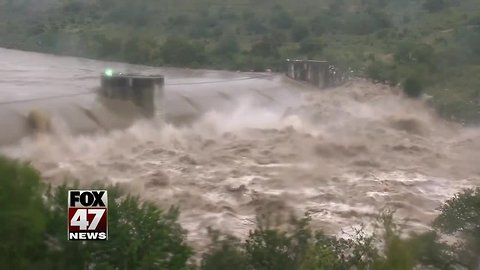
[1,48,479,249]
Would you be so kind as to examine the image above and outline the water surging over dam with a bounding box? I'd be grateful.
[1,48,479,248]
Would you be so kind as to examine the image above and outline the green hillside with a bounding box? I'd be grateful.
[0,0,479,122]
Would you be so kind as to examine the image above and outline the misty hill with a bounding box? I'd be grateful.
[0,0,479,122]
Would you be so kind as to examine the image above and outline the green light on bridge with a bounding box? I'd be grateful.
[104,68,114,77]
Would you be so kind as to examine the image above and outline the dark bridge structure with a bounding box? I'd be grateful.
[99,73,165,118]
[286,59,346,88]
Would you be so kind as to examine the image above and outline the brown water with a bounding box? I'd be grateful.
[1,48,479,248]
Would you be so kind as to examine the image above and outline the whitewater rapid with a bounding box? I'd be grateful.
[2,77,479,249]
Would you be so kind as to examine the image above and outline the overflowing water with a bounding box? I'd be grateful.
[1,48,479,249]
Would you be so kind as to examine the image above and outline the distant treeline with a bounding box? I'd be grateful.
[0,0,479,122]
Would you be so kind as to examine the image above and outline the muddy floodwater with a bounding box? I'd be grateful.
[1,48,479,249]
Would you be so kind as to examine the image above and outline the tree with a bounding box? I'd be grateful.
[44,185,193,270]
[166,14,191,29]
[201,232,248,270]
[106,3,150,27]
[0,155,193,270]
[423,0,447,12]
[251,41,278,58]
[250,31,285,59]
[309,12,340,35]
[92,33,123,59]
[0,157,48,269]
[270,8,294,29]
[214,34,240,57]
[298,37,325,57]
[122,35,161,64]
[403,77,423,98]
[394,42,434,65]
[291,23,310,42]
[328,0,346,15]
[245,17,267,34]
[161,36,206,66]
[465,32,480,64]
[366,60,393,84]
[433,188,480,269]
[343,11,392,35]
[201,215,350,270]
[343,13,378,35]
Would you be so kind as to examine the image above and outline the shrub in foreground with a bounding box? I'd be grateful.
[201,190,480,270]
[200,213,431,270]
[0,156,192,270]
[433,188,480,269]
[44,185,192,270]
[0,157,48,269]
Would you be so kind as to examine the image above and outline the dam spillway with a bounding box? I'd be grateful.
[0,48,308,146]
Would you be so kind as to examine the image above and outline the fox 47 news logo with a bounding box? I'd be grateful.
[68,190,108,241]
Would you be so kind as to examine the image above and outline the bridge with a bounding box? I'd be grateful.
[286,59,346,88]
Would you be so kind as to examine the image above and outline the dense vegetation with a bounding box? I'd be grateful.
[0,0,479,122]
[1,156,479,269]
